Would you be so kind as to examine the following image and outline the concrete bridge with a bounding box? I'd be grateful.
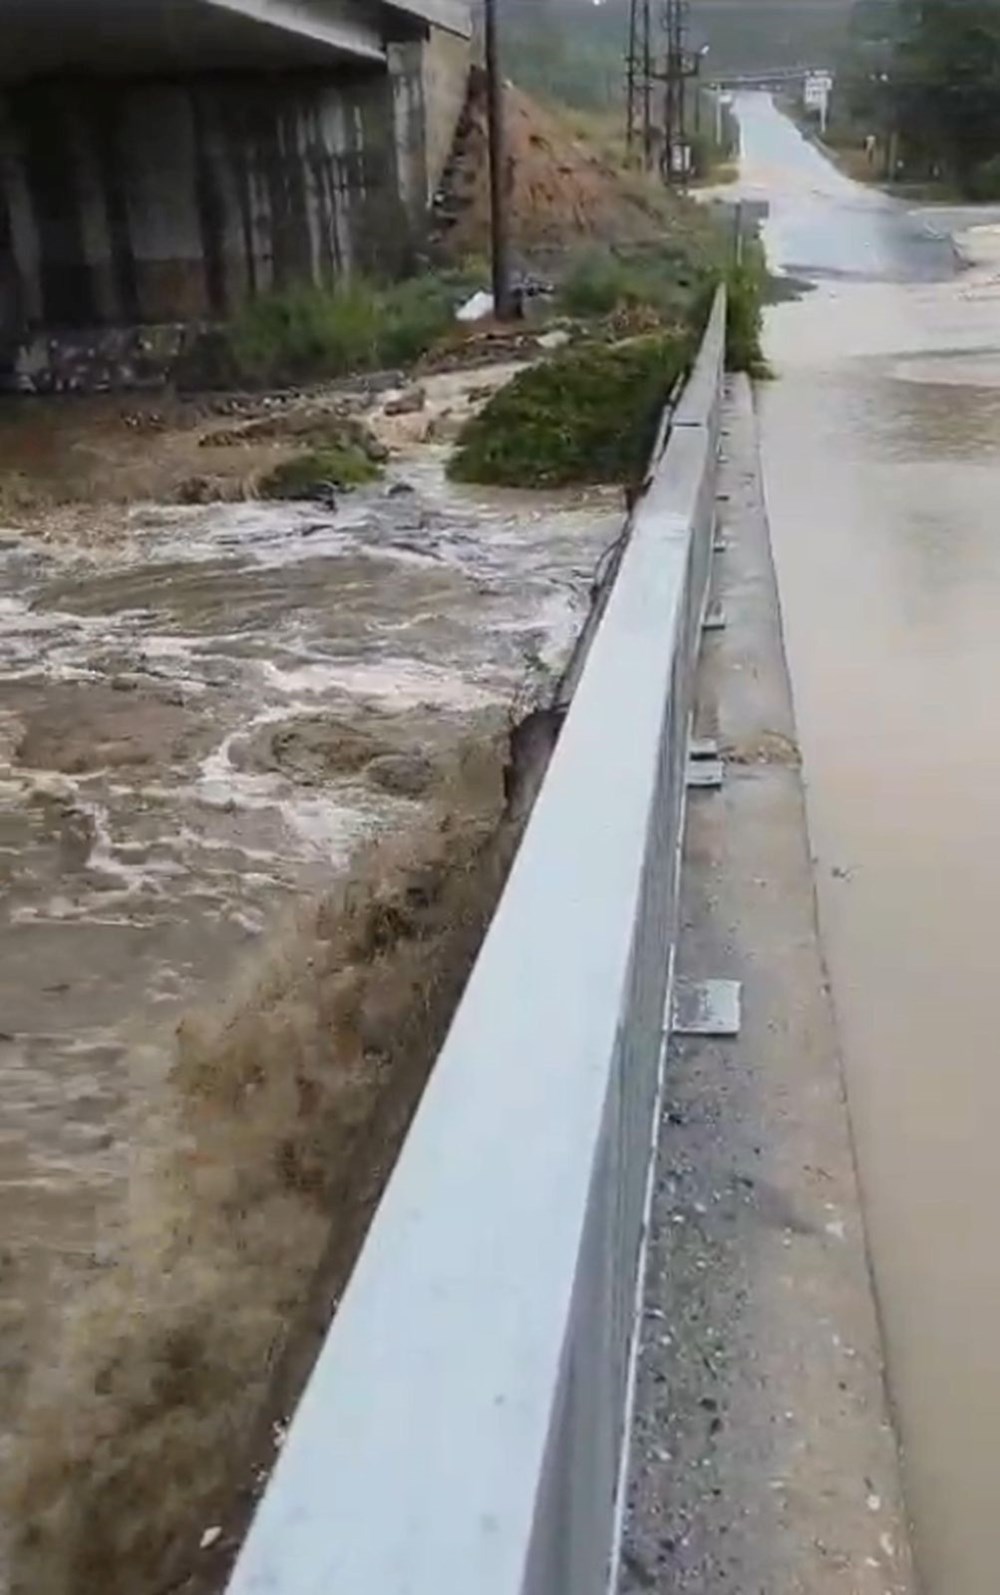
[709,64,827,89]
[0,0,473,381]
[0,0,471,76]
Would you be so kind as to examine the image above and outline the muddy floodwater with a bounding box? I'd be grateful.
[0,378,620,1492]
[739,94,1000,1595]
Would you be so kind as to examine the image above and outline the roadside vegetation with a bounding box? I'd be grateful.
[179,273,474,391]
[450,242,765,492]
[450,333,691,490]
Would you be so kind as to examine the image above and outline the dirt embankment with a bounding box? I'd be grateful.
[432,68,678,260]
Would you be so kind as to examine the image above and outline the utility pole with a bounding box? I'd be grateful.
[642,0,653,168]
[483,0,513,319]
[661,0,688,185]
[626,0,639,153]
[625,0,655,170]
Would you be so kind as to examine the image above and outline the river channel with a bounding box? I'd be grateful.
[0,374,619,1522]
[740,93,1000,1595]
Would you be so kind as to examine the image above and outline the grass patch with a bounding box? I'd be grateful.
[180,274,470,391]
[724,260,767,376]
[557,237,720,326]
[449,332,691,490]
[258,444,381,500]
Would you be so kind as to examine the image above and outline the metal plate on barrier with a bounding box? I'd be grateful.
[671,978,742,1037]
[686,758,723,789]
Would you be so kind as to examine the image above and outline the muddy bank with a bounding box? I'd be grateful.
[0,360,523,533]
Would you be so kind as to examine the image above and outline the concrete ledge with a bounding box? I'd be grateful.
[226,294,725,1595]
[207,0,385,59]
[387,0,473,37]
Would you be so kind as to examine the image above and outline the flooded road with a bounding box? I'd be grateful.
[0,380,619,1493]
[740,94,1000,1595]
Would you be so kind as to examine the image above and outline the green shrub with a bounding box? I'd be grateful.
[449,333,691,490]
[559,250,640,317]
[724,259,767,375]
[230,284,382,385]
[258,445,381,500]
[377,277,457,367]
[216,275,459,388]
[558,237,723,329]
[966,154,1000,201]
[689,255,767,376]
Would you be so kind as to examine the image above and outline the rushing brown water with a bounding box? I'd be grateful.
[740,94,1000,1595]
[0,372,619,1555]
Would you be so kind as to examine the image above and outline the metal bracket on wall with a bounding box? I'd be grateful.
[687,736,723,790]
[671,978,742,1037]
[703,601,727,632]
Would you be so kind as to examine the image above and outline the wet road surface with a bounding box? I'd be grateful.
[739,93,1000,1595]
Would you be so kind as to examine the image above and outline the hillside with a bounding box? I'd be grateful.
[497,0,855,103]
[432,68,712,259]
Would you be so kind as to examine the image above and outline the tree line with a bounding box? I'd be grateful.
[842,0,1000,193]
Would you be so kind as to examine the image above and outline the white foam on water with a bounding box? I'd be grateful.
[260,656,500,711]
[195,709,377,861]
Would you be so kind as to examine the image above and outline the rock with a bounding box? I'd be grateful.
[428,414,463,443]
[387,480,415,497]
[176,474,229,505]
[384,385,428,417]
[365,436,390,465]
[366,752,436,799]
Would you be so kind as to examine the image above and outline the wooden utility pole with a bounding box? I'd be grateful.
[626,0,655,170]
[662,0,687,184]
[483,0,513,320]
[626,0,639,152]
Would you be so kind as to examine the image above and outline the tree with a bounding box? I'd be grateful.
[892,0,1000,183]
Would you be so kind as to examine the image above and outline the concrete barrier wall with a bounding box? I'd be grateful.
[225,293,726,1595]
[0,66,418,335]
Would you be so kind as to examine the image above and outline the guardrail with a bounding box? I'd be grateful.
[227,288,727,1595]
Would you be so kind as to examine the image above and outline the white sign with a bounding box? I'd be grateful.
[803,71,833,130]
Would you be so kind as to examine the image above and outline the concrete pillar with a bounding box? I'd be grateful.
[0,26,471,355]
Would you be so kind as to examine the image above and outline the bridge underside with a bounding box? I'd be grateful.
[0,0,471,82]
[0,0,472,376]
